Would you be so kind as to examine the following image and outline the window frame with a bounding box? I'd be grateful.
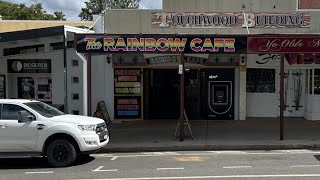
[1,103,36,121]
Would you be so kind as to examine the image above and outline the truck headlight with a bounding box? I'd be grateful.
[78,125,96,131]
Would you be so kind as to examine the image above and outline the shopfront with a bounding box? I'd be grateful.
[6,59,52,104]
[76,34,247,121]
[247,35,320,120]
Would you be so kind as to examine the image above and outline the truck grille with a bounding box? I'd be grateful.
[96,122,106,133]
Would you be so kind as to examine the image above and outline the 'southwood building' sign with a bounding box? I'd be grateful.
[152,12,310,28]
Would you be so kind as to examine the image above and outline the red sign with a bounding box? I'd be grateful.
[298,0,320,9]
[248,37,320,53]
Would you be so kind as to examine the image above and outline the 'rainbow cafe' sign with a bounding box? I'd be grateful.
[75,35,247,54]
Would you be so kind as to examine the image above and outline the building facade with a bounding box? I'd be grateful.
[0,26,92,115]
[82,0,320,122]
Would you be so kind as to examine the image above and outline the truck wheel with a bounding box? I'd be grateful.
[46,139,77,167]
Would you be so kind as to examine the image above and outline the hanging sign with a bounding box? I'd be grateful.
[75,34,247,54]
[248,36,320,53]
[152,12,310,28]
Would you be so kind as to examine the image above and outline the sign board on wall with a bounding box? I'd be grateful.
[152,12,310,28]
[247,37,320,53]
[7,59,51,73]
[298,0,320,10]
[76,34,247,54]
[114,68,142,120]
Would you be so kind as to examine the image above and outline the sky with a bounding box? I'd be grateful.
[5,0,163,21]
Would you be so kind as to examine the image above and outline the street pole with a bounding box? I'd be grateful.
[280,54,284,140]
[179,53,185,142]
[87,54,92,116]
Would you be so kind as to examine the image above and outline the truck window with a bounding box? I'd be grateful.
[0,104,2,119]
[2,104,32,120]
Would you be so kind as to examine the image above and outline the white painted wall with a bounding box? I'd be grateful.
[91,55,114,120]
[0,35,85,114]
[247,54,320,119]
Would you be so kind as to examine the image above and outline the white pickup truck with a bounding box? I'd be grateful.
[0,99,109,167]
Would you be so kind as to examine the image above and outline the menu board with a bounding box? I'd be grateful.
[114,96,141,119]
[114,68,143,119]
[0,75,5,99]
[114,69,141,95]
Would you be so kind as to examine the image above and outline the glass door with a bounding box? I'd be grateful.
[17,77,35,99]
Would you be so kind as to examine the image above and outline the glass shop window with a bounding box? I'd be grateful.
[315,69,320,95]
[247,68,275,93]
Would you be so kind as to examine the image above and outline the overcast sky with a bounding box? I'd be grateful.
[5,0,162,21]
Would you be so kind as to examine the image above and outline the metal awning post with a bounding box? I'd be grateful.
[280,54,285,140]
[87,54,92,116]
[179,53,185,142]
[63,30,68,113]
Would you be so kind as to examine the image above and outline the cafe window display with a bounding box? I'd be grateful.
[246,68,275,93]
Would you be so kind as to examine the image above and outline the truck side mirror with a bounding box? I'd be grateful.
[18,110,35,123]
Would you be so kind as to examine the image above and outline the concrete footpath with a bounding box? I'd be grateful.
[100,118,320,153]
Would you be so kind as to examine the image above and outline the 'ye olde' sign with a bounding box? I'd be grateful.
[248,37,320,53]
[152,12,310,28]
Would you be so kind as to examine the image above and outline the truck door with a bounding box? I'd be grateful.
[0,104,38,152]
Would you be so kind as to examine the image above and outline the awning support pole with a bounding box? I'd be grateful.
[180,53,185,142]
[280,54,285,140]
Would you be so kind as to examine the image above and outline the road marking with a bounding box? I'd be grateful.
[93,150,320,159]
[291,165,320,168]
[67,173,320,180]
[92,166,118,172]
[111,156,118,161]
[25,171,53,174]
[157,168,184,170]
[223,166,252,169]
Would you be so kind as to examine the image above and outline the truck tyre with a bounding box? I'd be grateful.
[46,139,77,167]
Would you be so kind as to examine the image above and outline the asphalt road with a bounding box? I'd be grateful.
[2,150,320,180]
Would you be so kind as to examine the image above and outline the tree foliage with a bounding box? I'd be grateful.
[79,0,140,21]
[0,0,66,20]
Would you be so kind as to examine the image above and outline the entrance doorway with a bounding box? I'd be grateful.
[18,77,35,99]
[283,69,305,117]
[16,76,52,103]
[145,69,180,119]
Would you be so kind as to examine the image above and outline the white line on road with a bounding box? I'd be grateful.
[67,173,320,180]
[92,166,118,172]
[291,165,320,168]
[156,168,184,170]
[25,171,53,174]
[111,156,118,161]
[223,166,252,169]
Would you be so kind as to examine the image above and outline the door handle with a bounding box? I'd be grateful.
[37,124,46,130]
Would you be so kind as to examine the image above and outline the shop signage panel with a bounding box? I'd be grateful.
[75,34,247,54]
[152,12,310,28]
[145,55,207,65]
[7,59,51,73]
[248,37,320,53]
